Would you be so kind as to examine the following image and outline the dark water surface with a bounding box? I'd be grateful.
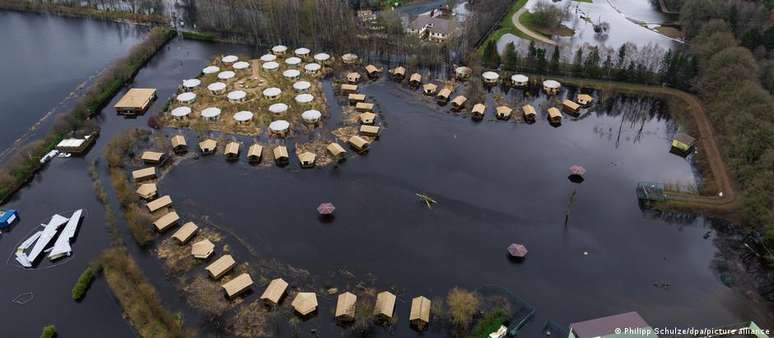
[0,11,146,151]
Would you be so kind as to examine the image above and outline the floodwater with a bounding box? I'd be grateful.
[0,17,772,338]
[0,11,146,153]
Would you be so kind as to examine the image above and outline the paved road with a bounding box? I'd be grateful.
[512,0,557,45]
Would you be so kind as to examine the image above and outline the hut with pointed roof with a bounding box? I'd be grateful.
[409,73,422,88]
[437,88,451,103]
[260,278,289,306]
[154,211,179,232]
[391,66,406,81]
[172,222,198,244]
[114,88,156,116]
[374,291,396,321]
[471,103,486,120]
[222,273,253,299]
[348,93,366,105]
[199,139,217,155]
[206,255,236,279]
[451,95,468,111]
[563,99,581,114]
[247,144,263,163]
[346,72,361,84]
[298,152,316,168]
[171,135,187,154]
[273,146,289,164]
[141,151,165,164]
[548,107,562,124]
[355,102,374,112]
[132,167,156,182]
[335,292,357,323]
[136,183,157,200]
[341,84,358,95]
[365,64,380,79]
[292,292,319,317]
[224,142,240,161]
[327,142,347,160]
[191,239,215,259]
[577,93,593,106]
[359,125,380,137]
[359,112,376,125]
[522,104,537,122]
[348,136,369,153]
[410,296,431,330]
[455,66,472,80]
[423,83,438,95]
[671,133,695,155]
[496,106,513,120]
[146,195,172,213]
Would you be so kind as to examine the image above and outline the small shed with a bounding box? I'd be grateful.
[171,135,187,154]
[141,151,164,164]
[348,136,369,153]
[455,66,472,80]
[359,125,380,137]
[391,66,406,81]
[341,53,358,64]
[273,146,289,164]
[176,92,196,105]
[114,88,156,116]
[153,211,179,232]
[135,183,157,200]
[451,95,468,110]
[224,142,240,160]
[356,102,374,112]
[260,278,289,306]
[191,239,215,259]
[206,255,236,279]
[409,73,422,87]
[263,87,282,100]
[562,99,581,113]
[543,79,561,95]
[511,74,529,87]
[172,222,198,244]
[548,107,562,124]
[298,151,316,168]
[496,106,513,120]
[146,195,172,213]
[222,273,253,299]
[522,104,537,122]
[482,71,500,84]
[247,144,263,163]
[291,292,319,316]
[423,83,438,95]
[471,103,486,120]
[348,93,366,105]
[359,112,376,125]
[327,142,347,160]
[410,296,431,330]
[365,64,380,78]
[577,93,593,106]
[346,72,361,84]
[671,133,695,154]
[335,292,357,323]
[341,84,358,95]
[132,167,156,182]
[437,88,451,102]
[199,139,217,154]
[374,291,396,320]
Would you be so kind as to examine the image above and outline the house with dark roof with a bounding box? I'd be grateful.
[568,312,657,338]
[406,15,455,42]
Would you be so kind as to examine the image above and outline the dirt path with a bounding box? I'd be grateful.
[541,75,739,212]
[512,0,557,45]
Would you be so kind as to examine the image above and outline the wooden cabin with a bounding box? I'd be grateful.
[348,136,369,153]
[423,83,438,95]
[374,291,396,321]
[327,142,347,160]
[153,211,179,232]
[273,146,289,164]
[222,273,253,299]
[55,134,97,155]
[135,183,157,200]
[260,278,289,306]
[576,93,593,106]
[437,88,451,103]
[409,73,422,88]
[359,112,376,125]
[522,104,537,122]
[298,151,316,168]
[348,93,366,105]
[114,88,156,116]
[365,64,380,79]
[171,135,187,154]
[496,106,513,120]
[224,142,240,161]
[206,255,236,279]
[548,107,562,124]
[451,95,468,111]
[359,125,380,137]
[172,222,198,244]
[131,167,156,182]
[409,296,431,331]
[199,139,217,155]
[356,102,374,112]
[391,66,406,81]
[146,195,172,213]
[346,72,361,84]
[562,99,581,114]
[335,292,357,323]
[191,239,215,259]
[141,151,164,164]
[341,84,358,95]
[471,103,485,120]
[291,292,318,316]
[247,144,263,163]
[671,133,696,154]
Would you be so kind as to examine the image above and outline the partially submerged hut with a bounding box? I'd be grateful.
[356,102,374,112]
[224,142,240,160]
[153,211,179,232]
[199,139,217,154]
[496,106,513,120]
[409,73,422,87]
[522,104,537,122]
[341,84,358,95]
[374,291,396,321]
[451,95,468,111]
[348,136,369,153]
[260,278,289,306]
[365,64,380,79]
[273,146,289,164]
[327,142,347,160]
[562,99,581,113]
[263,87,282,100]
[348,93,366,105]
[304,63,321,75]
[269,120,290,137]
[222,273,253,299]
[423,83,438,95]
[200,107,222,121]
[548,107,562,124]
[471,103,485,120]
[359,125,380,137]
[293,80,312,93]
[172,222,198,244]
[314,52,331,64]
[247,144,263,163]
[359,112,376,125]
[135,183,157,200]
[455,66,472,80]
[170,106,191,120]
[176,92,196,105]
[437,88,451,103]
[335,292,357,323]
[301,109,321,124]
[283,69,301,80]
[391,66,406,81]
[206,255,236,279]
[341,53,358,64]
[227,90,247,103]
[298,151,316,168]
[671,133,696,154]
[543,79,561,95]
[233,111,254,124]
[577,93,593,106]
[114,88,156,116]
[511,74,529,87]
[410,296,431,330]
[272,45,288,55]
[171,135,187,154]
[146,195,172,213]
[132,167,156,182]
[482,71,500,85]
[291,292,319,316]
[141,151,164,164]
[191,239,215,259]
[346,72,361,84]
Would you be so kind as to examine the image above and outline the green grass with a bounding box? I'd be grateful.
[40,325,56,338]
[72,265,96,301]
[182,31,217,42]
[478,0,530,53]
[520,11,574,37]
[470,308,509,338]
[572,0,593,3]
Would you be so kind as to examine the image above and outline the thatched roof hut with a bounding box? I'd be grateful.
[291,292,319,316]
[260,278,288,305]
[451,95,468,110]
[132,167,156,182]
[248,144,263,163]
[409,73,422,87]
[548,107,562,124]
[273,146,289,164]
[327,142,347,159]
[206,255,236,279]
[224,141,240,160]
[355,102,374,112]
[199,139,217,154]
[135,183,157,200]
[348,136,369,153]
[335,292,357,322]
[191,239,215,259]
[471,103,485,119]
[577,93,593,106]
[172,222,198,244]
[374,291,396,320]
[410,296,431,330]
[522,104,537,121]
[141,151,164,164]
[153,211,179,232]
[222,273,253,299]
[171,135,187,154]
[298,151,316,168]
[146,195,172,213]
[359,125,380,137]
[496,106,513,120]
[391,66,406,80]
[562,99,581,113]
[423,83,438,95]
[359,112,376,125]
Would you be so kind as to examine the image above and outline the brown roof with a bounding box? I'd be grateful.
[172,222,198,244]
[153,211,179,232]
[548,107,562,119]
[365,64,379,74]
[437,88,451,98]
[348,93,366,102]
[222,273,253,298]
[570,312,651,338]
[410,73,422,83]
[327,143,346,157]
[206,255,236,279]
[577,93,593,104]
[260,278,289,304]
[141,151,164,163]
[199,139,217,153]
[114,88,156,109]
[273,146,288,160]
[191,239,215,259]
[341,84,358,92]
[563,99,581,111]
[423,83,438,93]
[374,291,396,319]
[171,135,186,148]
[471,103,485,115]
[247,144,263,160]
[298,151,316,166]
[224,142,240,156]
[522,104,536,116]
[132,167,156,181]
[359,125,380,136]
[335,292,357,321]
[146,195,172,213]
[136,183,157,200]
[496,106,513,117]
[355,102,374,112]
[392,66,405,76]
[452,95,468,107]
[409,296,431,324]
[291,292,318,316]
[359,112,376,124]
[348,136,369,151]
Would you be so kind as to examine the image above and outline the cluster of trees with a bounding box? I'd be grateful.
[0,0,168,22]
[530,0,569,32]
[480,39,696,90]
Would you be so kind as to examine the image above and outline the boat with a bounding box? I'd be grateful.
[39,150,59,164]
[48,209,83,260]
[0,209,19,228]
